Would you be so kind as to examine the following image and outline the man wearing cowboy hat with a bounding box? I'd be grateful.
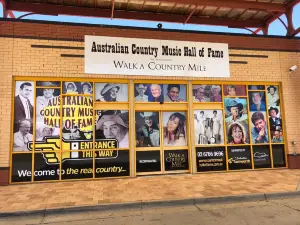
[225,99,248,123]
[135,84,148,102]
[96,113,128,148]
[136,112,160,147]
[267,85,279,106]
[97,83,121,102]
[268,106,282,131]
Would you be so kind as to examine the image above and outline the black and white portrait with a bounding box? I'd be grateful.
[95,110,129,148]
[95,83,128,102]
[194,110,224,145]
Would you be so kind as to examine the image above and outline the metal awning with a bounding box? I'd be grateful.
[1,0,299,36]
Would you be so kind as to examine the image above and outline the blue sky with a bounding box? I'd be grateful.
[0,4,299,36]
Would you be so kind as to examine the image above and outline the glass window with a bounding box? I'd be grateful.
[192,85,222,102]
[224,85,246,97]
[253,145,271,169]
[194,110,224,145]
[95,83,128,102]
[62,96,93,148]
[136,151,161,173]
[163,84,187,102]
[227,146,252,170]
[135,112,160,147]
[63,82,93,95]
[272,144,286,167]
[13,81,34,152]
[224,98,249,144]
[196,147,226,172]
[163,112,187,147]
[95,110,129,148]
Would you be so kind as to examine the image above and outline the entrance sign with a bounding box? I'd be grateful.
[85,36,230,77]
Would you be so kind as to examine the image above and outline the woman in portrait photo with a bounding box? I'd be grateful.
[97,83,120,102]
[164,113,186,146]
[226,85,236,96]
[227,122,246,144]
[96,113,129,148]
[81,82,93,94]
[194,111,205,136]
[210,85,222,102]
[64,82,78,94]
[212,110,221,141]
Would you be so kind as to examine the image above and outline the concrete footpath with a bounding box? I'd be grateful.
[0,169,300,216]
[2,197,300,225]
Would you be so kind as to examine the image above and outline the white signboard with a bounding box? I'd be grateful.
[85,36,230,77]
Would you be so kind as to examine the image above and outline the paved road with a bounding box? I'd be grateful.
[1,197,300,225]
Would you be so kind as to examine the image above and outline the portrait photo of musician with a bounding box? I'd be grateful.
[250,111,269,144]
[95,83,128,102]
[248,91,266,112]
[163,84,186,102]
[194,110,224,145]
[192,85,222,102]
[267,85,280,106]
[134,84,149,102]
[163,112,187,146]
[14,81,34,133]
[13,119,33,152]
[224,98,249,144]
[36,86,60,141]
[224,85,246,97]
[135,112,160,147]
[148,84,164,102]
[95,110,129,148]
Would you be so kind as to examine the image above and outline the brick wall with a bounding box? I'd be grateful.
[0,19,299,170]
